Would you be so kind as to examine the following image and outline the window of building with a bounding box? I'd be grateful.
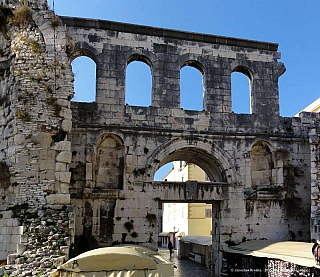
[180,64,204,111]
[205,209,212,218]
[125,60,152,107]
[231,66,252,114]
[71,56,96,102]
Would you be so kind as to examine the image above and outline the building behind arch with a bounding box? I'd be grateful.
[161,162,213,238]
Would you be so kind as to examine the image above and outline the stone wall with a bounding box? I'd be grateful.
[63,17,317,277]
[0,1,319,277]
[0,0,75,275]
[308,112,320,240]
[0,211,23,261]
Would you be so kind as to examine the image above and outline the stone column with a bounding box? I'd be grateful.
[310,128,320,241]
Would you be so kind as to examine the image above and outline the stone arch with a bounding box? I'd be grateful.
[231,65,253,81]
[146,137,236,184]
[250,140,274,190]
[251,139,274,152]
[69,42,98,63]
[181,60,205,75]
[127,53,153,67]
[95,133,125,189]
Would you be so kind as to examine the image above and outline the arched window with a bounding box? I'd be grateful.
[71,56,96,102]
[125,56,152,107]
[180,62,204,111]
[231,66,252,114]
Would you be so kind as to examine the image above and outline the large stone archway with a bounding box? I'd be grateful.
[147,138,235,276]
[146,137,236,184]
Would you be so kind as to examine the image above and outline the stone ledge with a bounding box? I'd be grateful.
[244,188,286,200]
[60,16,278,51]
[83,188,119,199]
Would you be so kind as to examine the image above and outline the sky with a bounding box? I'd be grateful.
[48,0,320,180]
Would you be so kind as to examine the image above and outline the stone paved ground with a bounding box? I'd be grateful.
[158,248,209,277]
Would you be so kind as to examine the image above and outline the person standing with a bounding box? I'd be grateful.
[168,240,173,256]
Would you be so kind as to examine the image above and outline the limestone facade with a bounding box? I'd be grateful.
[0,1,319,276]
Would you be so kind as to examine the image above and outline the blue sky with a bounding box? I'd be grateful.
[49,0,320,180]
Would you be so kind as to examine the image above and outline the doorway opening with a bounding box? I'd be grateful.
[155,161,214,272]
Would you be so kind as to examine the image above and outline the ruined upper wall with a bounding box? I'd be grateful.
[61,16,285,119]
[61,16,279,51]
[0,0,48,9]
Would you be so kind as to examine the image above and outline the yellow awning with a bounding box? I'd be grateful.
[228,240,320,268]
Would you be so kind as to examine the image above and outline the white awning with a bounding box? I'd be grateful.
[51,245,174,277]
[228,240,320,268]
[180,235,212,246]
[159,232,170,237]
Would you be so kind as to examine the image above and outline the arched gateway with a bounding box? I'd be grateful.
[146,137,236,185]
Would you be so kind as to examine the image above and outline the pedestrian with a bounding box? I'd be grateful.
[168,240,173,256]
[312,240,320,265]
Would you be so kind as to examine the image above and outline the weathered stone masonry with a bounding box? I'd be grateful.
[0,0,74,276]
[63,16,316,277]
[0,0,319,276]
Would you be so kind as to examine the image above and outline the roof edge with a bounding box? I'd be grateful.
[60,16,279,52]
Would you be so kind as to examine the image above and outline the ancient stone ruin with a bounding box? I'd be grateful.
[0,0,319,276]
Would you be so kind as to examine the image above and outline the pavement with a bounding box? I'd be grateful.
[158,248,209,277]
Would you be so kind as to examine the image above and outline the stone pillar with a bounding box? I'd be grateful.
[152,57,180,109]
[310,128,320,241]
[212,201,221,277]
[204,59,230,113]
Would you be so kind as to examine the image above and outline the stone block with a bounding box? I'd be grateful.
[33,133,53,149]
[40,160,55,171]
[59,107,72,119]
[59,182,69,194]
[52,256,66,267]
[0,249,10,263]
[46,194,70,205]
[51,141,71,151]
[126,155,133,166]
[10,235,20,244]
[56,162,67,172]
[57,99,70,108]
[44,169,55,180]
[20,235,28,243]
[14,134,25,145]
[86,163,93,180]
[6,243,16,252]
[62,119,72,132]
[55,172,71,183]
[56,151,72,163]
[60,246,69,255]
[6,227,13,235]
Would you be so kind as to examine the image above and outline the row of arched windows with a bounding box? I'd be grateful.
[71,56,251,113]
